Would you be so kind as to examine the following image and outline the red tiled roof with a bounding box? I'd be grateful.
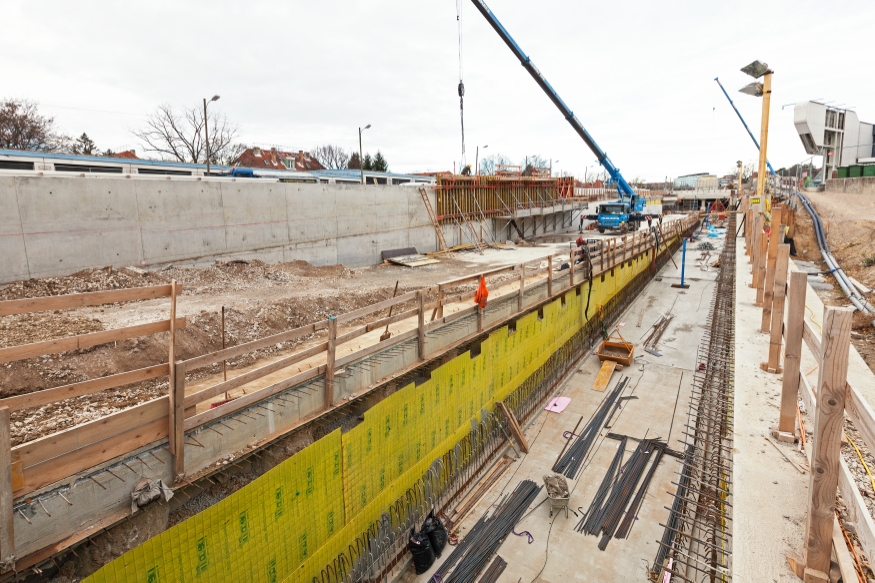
[233,147,325,172]
[111,150,139,159]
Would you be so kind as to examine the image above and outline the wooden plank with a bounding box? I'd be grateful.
[335,290,418,324]
[0,408,13,563]
[764,244,789,371]
[803,319,822,355]
[518,268,525,312]
[417,291,426,360]
[185,366,324,431]
[497,401,528,453]
[0,364,169,412]
[547,255,553,297]
[335,308,418,345]
[831,519,859,583]
[0,317,186,364]
[18,415,168,496]
[438,264,517,288]
[761,219,784,332]
[182,321,326,371]
[10,460,22,493]
[592,360,616,392]
[14,397,169,470]
[325,317,336,409]
[0,284,181,317]
[184,342,329,408]
[170,361,186,482]
[425,305,479,331]
[779,271,807,434]
[803,306,853,575]
[755,222,768,304]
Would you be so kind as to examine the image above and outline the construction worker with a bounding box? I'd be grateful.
[579,214,585,233]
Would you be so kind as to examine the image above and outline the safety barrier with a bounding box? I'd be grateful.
[83,217,697,583]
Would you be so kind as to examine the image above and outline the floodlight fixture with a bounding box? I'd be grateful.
[739,82,764,97]
[741,60,772,79]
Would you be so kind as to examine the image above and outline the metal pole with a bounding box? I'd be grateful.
[203,98,210,176]
[359,127,365,185]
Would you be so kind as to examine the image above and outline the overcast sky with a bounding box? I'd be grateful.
[3,0,874,180]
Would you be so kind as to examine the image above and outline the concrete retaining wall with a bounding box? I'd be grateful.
[825,176,875,195]
[0,174,574,284]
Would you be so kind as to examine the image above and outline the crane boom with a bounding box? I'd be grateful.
[714,77,776,176]
[468,0,638,202]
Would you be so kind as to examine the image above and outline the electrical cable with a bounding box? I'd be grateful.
[455,0,467,168]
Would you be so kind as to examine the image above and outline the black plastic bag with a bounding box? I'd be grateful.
[408,528,435,574]
[421,510,448,558]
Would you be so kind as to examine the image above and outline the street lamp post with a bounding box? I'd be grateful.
[203,95,220,176]
[359,124,371,185]
[476,144,488,176]
[739,61,773,213]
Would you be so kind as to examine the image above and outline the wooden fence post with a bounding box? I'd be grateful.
[761,212,784,332]
[763,244,789,373]
[518,264,525,311]
[778,270,807,436]
[167,280,185,483]
[0,408,13,566]
[417,291,426,360]
[755,225,768,305]
[796,306,854,581]
[437,285,444,319]
[325,316,337,409]
[547,255,553,297]
[569,249,575,287]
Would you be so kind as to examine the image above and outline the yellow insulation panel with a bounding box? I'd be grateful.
[84,242,666,583]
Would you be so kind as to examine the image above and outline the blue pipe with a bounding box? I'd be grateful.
[714,77,776,176]
[680,239,687,288]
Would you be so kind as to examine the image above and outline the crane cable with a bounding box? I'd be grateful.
[456,0,467,169]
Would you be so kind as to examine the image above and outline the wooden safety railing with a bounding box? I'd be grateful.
[744,196,875,582]
[0,215,699,567]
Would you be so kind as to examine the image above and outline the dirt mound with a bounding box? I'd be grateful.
[0,266,169,300]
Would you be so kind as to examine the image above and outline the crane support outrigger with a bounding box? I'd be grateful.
[469,0,651,233]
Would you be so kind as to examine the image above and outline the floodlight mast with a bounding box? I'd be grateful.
[714,78,776,176]
[468,0,638,204]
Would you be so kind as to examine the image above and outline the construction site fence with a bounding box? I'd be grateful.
[79,215,699,583]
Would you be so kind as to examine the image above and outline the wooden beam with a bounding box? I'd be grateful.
[0,317,187,364]
[182,321,326,371]
[184,342,329,408]
[335,290,418,324]
[763,244,789,372]
[335,308,418,345]
[779,271,807,434]
[417,291,426,361]
[761,218,784,332]
[0,364,169,412]
[803,306,853,576]
[325,317,336,409]
[0,408,13,565]
[170,361,186,483]
[755,224,768,304]
[0,283,181,317]
[518,267,525,311]
[497,401,528,453]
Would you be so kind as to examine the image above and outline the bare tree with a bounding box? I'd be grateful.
[133,104,238,164]
[311,144,350,170]
[0,98,69,151]
[480,153,512,175]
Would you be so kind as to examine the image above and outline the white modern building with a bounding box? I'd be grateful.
[794,101,875,177]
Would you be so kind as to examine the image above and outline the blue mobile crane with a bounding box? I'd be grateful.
[468,0,650,234]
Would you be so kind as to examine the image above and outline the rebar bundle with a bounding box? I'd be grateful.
[553,377,630,479]
[653,215,735,582]
[431,480,541,583]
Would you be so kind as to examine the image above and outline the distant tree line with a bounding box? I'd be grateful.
[312,145,388,172]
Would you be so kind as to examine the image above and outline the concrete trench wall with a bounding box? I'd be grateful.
[0,174,575,284]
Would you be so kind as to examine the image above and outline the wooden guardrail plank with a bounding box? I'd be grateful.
[0,318,186,364]
[18,416,168,495]
[184,367,324,431]
[0,284,181,317]
[0,364,169,412]
[335,308,418,345]
[182,321,326,371]
[0,408,13,562]
[335,291,418,324]
[184,342,328,408]
[13,397,169,470]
